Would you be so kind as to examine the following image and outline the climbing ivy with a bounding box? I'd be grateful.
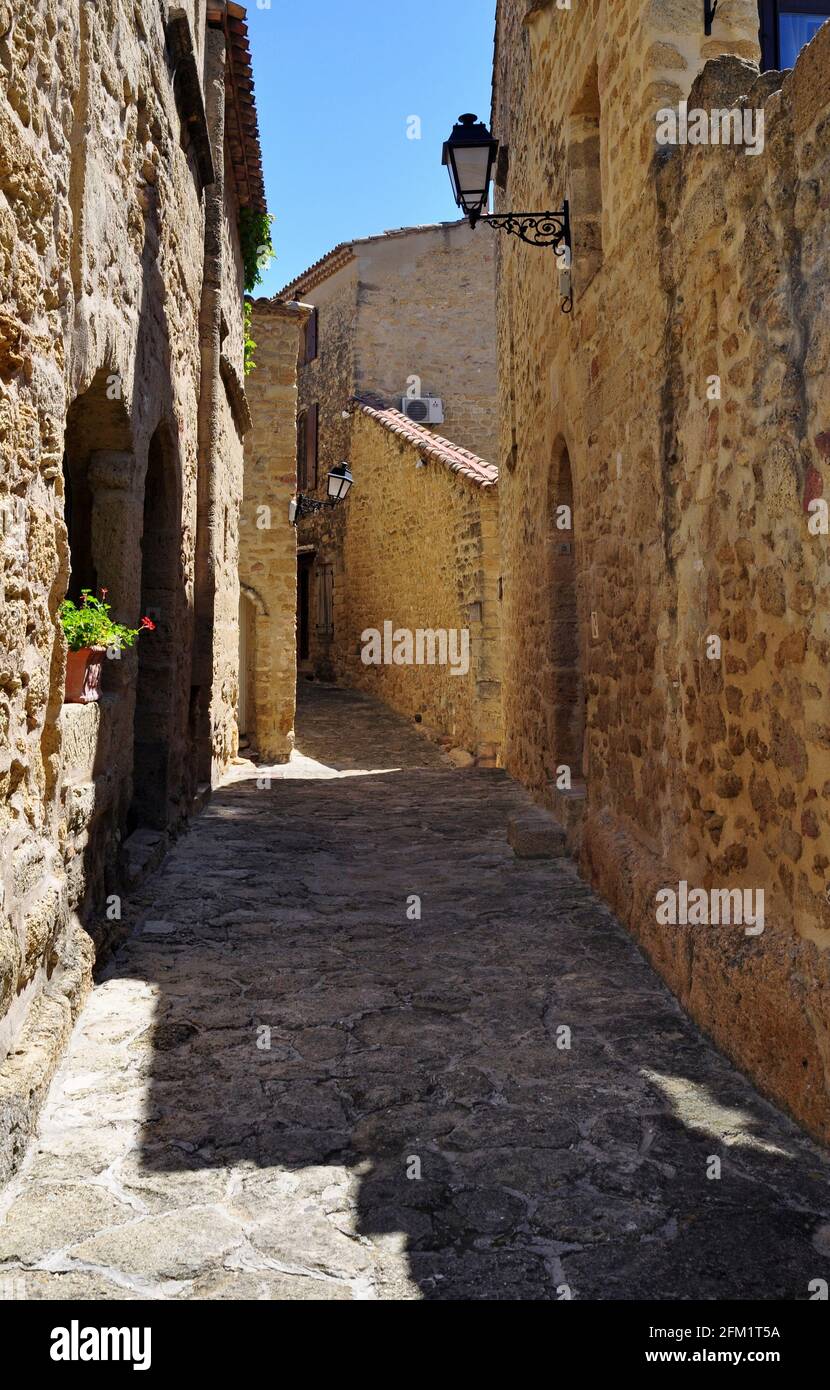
[243,299,256,377]
[239,210,273,374]
[239,208,274,294]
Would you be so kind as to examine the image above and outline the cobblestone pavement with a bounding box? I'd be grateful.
[2,684,830,1301]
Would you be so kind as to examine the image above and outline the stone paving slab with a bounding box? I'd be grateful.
[1,685,830,1301]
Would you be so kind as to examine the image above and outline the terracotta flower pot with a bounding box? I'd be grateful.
[65,646,106,704]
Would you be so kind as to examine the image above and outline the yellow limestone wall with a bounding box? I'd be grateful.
[0,0,251,1178]
[241,302,309,760]
[493,0,830,1141]
[338,411,502,763]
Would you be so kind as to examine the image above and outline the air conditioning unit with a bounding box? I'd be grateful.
[400,395,444,425]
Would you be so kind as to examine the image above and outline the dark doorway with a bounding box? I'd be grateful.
[131,427,180,830]
[298,553,313,665]
[62,453,97,602]
[238,590,257,743]
[62,370,132,603]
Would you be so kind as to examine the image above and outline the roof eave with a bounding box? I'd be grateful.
[350,395,499,490]
[207,2,267,216]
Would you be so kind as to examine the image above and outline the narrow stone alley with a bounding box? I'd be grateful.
[1,685,829,1301]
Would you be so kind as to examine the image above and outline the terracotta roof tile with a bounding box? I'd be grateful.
[207,2,267,215]
[351,395,498,490]
[275,243,357,302]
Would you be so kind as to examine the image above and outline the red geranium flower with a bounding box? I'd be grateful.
[140,616,156,631]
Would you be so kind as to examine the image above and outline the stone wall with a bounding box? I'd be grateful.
[354,223,499,464]
[492,0,830,1141]
[336,407,502,763]
[202,83,247,781]
[240,300,308,760]
[0,0,254,1180]
[291,222,499,684]
[293,262,356,679]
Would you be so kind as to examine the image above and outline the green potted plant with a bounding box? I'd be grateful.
[60,589,156,704]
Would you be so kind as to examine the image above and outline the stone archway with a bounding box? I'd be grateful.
[58,370,138,908]
[62,368,134,606]
[545,441,585,787]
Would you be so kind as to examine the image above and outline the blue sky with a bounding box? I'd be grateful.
[243,0,497,297]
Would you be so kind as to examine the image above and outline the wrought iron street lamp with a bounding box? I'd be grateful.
[289,462,353,525]
[326,461,353,503]
[442,113,498,228]
[442,113,572,311]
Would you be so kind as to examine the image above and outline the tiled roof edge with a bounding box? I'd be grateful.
[274,245,357,302]
[350,396,498,490]
[207,2,267,215]
[249,296,313,321]
[273,218,469,302]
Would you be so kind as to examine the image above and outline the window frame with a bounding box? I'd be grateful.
[758,0,830,69]
[315,563,334,638]
[297,409,307,489]
[307,402,319,490]
[303,306,318,365]
[297,404,319,492]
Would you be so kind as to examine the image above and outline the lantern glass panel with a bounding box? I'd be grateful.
[452,144,493,213]
[327,466,352,501]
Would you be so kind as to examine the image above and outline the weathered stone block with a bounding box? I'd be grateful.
[12,842,46,899]
[507,810,567,859]
[64,781,97,835]
[121,829,168,890]
[22,882,62,984]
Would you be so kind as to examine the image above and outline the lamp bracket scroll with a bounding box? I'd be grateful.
[482,202,573,312]
[442,113,573,313]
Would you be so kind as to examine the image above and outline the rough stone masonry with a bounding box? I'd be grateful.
[0,1,263,1181]
[492,1,830,1141]
[338,399,502,765]
[267,220,499,686]
[239,298,309,762]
